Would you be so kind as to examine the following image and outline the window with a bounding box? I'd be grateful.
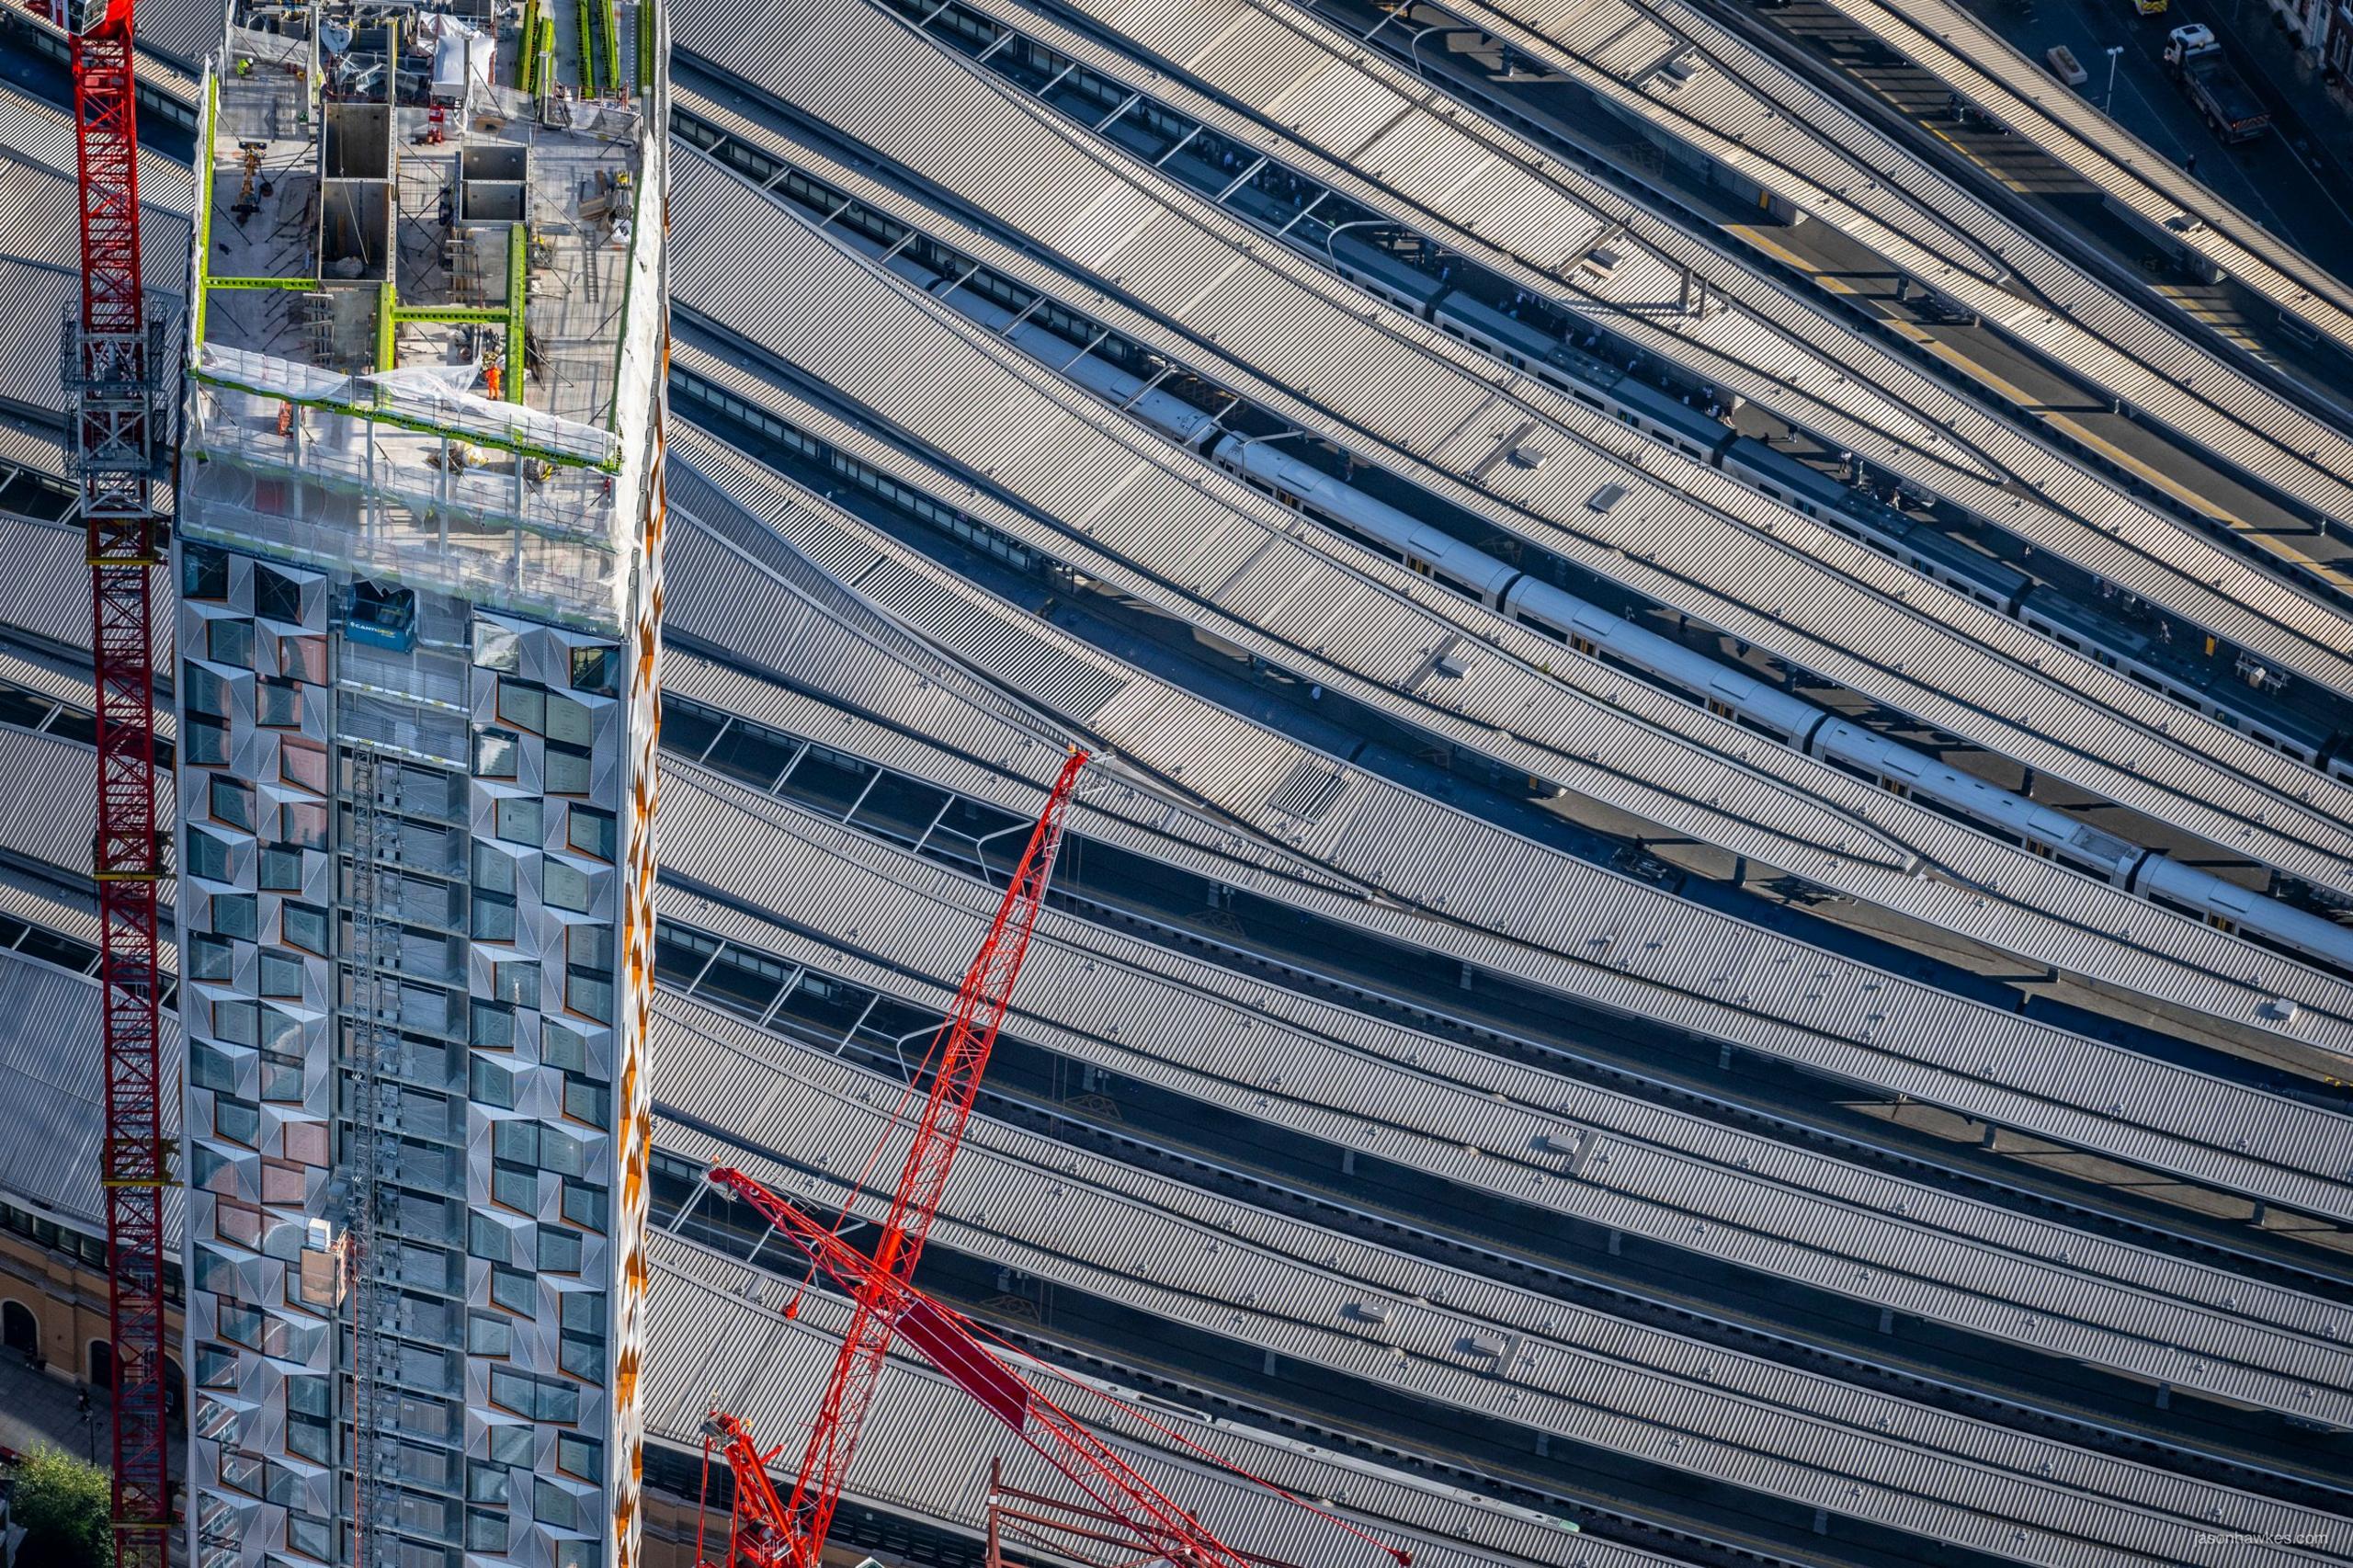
[186,828,233,884]
[183,662,229,718]
[496,678,545,733]
[494,1163,537,1214]
[259,844,303,892]
[466,1510,509,1554]
[566,807,616,862]
[557,1432,602,1483]
[196,1343,237,1388]
[561,1180,607,1233]
[281,902,328,955]
[214,1097,260,1146]
[288,1514,332,1562]
[543,859,592,915]
[256,679,302,729]
[188,934,235,983]
[282,800,327,850]
[473,842,517,895]
[534,1479,579,1532]
[256,566,303,626]
[472,891,517,942]
[207,619,254,667]
[537,1125,584,1180]
[569,645,616,695]
[471,999,517,1051]
[211,893,256,942]
[545,693,593,748]
[494,797,542,845]
[474,726,519,779]
[559,1290,603,1383]
[278,739,328,793]
[182,545,228,600]
[212,999,258,1048]
[488,1369,575,1424]
[541,1022,588,1074]
[491,1267,535,1316]
[471,1053,516,1108]
[188,715,231,767]
[473,621,523,673]
[259,950,304,999]
[561,1075,608,1126]
[545,743,592,796]
[467,1460,510,1505]
[285,1120,328,1165]
[278,634,327,686]
[210,774,255,832]
[190,1042,238,1094]
[494,960,540,1010]
[537,1226,581,1274]
[489,1424,533,1467]
[467,1212,511,1266]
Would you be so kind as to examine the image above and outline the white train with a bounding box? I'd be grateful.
[927,251,2353,976]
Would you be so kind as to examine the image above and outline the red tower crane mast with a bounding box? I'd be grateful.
[39,0,171,1562]
[757,744,1087,1564]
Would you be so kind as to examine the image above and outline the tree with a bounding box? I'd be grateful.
[8,1444,112,1568]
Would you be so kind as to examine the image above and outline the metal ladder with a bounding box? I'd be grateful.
[344,745,402,1568]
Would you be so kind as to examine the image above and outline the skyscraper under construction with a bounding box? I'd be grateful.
[174,1,665,1562]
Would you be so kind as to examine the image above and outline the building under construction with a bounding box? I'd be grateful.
[173,4,666,1564]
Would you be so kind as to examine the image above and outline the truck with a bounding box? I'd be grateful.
[2165,24,2271,142]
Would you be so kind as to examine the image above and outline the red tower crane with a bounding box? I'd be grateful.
[753,744,1089,1566]
[699,1168,1275,1568]
[39,0,171,1562]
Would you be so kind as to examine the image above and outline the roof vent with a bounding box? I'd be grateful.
[1509,445,1547,470]
[2260,997,2301,1023]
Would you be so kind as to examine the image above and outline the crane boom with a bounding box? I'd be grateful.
[46,0,171,1562]
[781,747,1087,1564]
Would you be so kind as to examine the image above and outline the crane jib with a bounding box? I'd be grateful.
[896,1293,1031,1433]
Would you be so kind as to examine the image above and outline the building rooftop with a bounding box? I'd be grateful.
[182,0,663,631]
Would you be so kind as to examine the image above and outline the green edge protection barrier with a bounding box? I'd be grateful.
[518,0,540,89]
[605,0,622,98]
[192,74,220,347]
[577,0,597,94]
[506,222,529,403]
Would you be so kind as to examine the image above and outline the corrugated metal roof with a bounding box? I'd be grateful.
[642,993,2343,1568]
[662,419,2353,1224]
[0,946,182,1236]
[932,0,2353,796]
[0,510,175,661]
[644,761,2353,1424]
[0,89,197,216]
[661,33,2353,910]
[661,164,2353,1050]
[1437,0,2353,552]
